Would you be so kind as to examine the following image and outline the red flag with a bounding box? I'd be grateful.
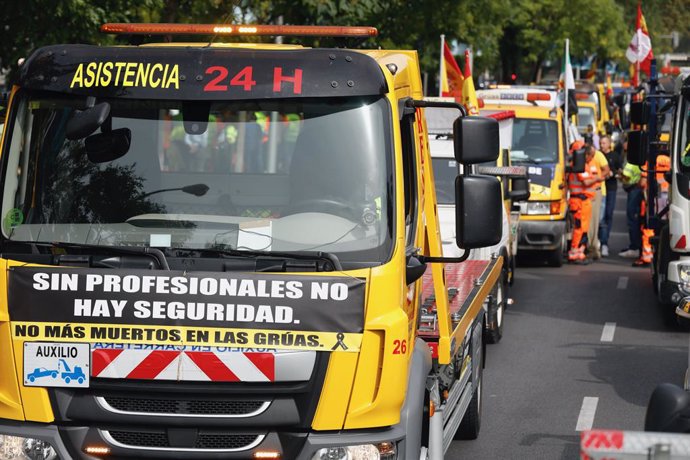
[441,41,464,98]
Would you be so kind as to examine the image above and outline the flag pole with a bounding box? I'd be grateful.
[564,38,570,144]
[439,34,445,97]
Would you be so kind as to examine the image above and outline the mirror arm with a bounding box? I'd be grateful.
[418,251,471,264]
[406,99,468,117]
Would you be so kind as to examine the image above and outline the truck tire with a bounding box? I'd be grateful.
[547,244,564,267]
[455,346,483,439]
[485,269,506,344]
[656,224,678,305]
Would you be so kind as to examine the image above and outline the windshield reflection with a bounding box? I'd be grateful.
[1,95,393,263]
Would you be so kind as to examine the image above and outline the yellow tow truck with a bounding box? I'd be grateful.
[575,82,610,135]
[477,87,569,266]
[0,23,503,459]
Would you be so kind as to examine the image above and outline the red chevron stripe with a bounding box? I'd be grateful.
[91,349,124,376]
[245,353,275,381]
[126,351,180,379]
[186,352,240,381]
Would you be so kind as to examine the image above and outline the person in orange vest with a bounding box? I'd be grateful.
[568,144,602,263]
[634,155,671,267]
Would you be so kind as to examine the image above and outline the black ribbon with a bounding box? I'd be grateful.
[331,333,348,351]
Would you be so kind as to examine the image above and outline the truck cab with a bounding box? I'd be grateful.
[575,82,610,136]
[477,88,568,266]
[0,24,503,459]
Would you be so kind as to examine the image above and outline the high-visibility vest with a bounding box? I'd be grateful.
[569,170,591,195]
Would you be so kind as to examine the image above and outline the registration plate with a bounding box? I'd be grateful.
[23,342,90,388]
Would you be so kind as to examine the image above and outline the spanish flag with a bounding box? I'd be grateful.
[462,49,479,115]
[441,40,464,98]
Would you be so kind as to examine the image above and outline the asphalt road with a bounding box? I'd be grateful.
[448,189,690,459]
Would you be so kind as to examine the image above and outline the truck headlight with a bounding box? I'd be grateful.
[524,202,551,215]
[679,265,690,284]
[0,435,57,460]
[311,442,396,460]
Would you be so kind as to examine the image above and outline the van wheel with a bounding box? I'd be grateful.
[486,272,506,344]
[455,349,483,439]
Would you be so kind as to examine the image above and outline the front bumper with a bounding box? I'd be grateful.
[517,219,566,251]
[0,420,408,460]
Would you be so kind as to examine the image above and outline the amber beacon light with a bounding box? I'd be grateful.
[100,23,378,38]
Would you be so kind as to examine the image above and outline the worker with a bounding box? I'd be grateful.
[634,155,671,267]
[619,161,643,258]
[587,143,611,259]
[568,144,600,264]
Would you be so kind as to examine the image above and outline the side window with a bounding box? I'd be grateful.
[401,112,418,246]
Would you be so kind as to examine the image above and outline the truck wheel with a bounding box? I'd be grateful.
[656,224,678,305]
[546,244,563,267]
[486,271,506,344]
[64,377,71,384]
[508,254,516,287]
[455,349,483,439]
[676,316,690,331]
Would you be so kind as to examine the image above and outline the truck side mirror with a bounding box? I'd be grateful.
[509,177,530,202]
[453,116,499,164]
[630,101,650,125]
[627,130,648,166]
[645,383,690,433]
[566,149,586,173]
[455,175,502,249]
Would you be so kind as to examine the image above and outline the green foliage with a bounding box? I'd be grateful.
[1,0,686,88]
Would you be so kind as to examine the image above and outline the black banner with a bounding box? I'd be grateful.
[19,45,386,101]
[526,165,554,188]
[8,267,365,333]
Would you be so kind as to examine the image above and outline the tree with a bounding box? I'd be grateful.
[496,0,627,83]
[0,0,161,82]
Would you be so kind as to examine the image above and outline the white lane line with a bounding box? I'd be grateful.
[600,322,616,342]
[576,397,599,431]
[617,276,629,290]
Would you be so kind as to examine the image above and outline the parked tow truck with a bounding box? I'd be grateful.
[425,100,529,343]
[0,23,504,459]
[477,87,570,266]
[626,62,690,326]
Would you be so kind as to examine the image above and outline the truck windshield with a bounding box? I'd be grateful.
[577,106,596,133]
[1,93,393,264]
[510,118,559,164]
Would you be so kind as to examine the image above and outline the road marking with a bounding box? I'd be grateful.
[600,322,616,342]
[576,397,599,431]
[617,276,629,290]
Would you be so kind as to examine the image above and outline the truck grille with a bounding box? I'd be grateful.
[105,429,262,450]
[101,396,268,416]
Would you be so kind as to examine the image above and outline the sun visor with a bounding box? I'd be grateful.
[19,45,388,101]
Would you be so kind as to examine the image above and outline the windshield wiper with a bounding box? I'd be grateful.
[38,242,171,270]
[174,247,343,272]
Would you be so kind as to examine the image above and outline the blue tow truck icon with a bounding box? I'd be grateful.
[27,359,86,384]
[58,359,86,384]
[26,367,58,383]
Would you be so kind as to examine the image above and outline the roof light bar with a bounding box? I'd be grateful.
[100,23,378,38]
[526,93,551,102]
